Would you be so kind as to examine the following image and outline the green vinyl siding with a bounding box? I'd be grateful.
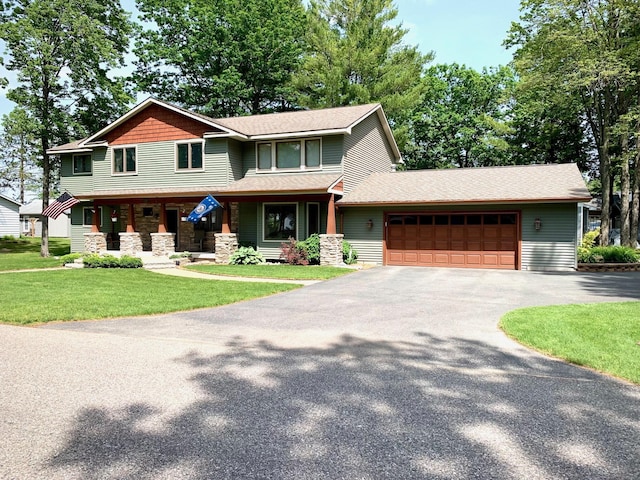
[341,207,385,264]
[242,135,343,177]
[239,202,259,247]
[60,151,100,195]
[343,113,396,194]
[228,139,244,182]
[520,203,578,271]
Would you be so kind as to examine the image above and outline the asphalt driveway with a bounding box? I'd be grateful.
[1,267,639,479]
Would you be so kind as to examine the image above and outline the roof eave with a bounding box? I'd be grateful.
[337,196,593,206]
[46,148,94,155]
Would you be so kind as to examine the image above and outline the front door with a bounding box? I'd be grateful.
[166,209,179,246]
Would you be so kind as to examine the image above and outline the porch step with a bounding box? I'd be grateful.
[142,256,178,270]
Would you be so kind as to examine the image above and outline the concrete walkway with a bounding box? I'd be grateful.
[154,266,321,285]
[1,267,639,479]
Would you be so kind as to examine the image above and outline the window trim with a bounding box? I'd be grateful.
[256,138,322,173]
[262,202,298,243]
[111,145,138,176]
[72,153,92,175]
[175,140,205,172]
[82,206,103,228]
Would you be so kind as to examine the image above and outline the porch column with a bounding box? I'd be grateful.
[126,204,136,233]
[91,201,101,233]
[326,193,337,235]
[222,202,231,234]
[158,203,167,233]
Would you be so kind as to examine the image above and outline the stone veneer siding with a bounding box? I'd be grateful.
[151,232,176,256]
[84,232,107,254]
[119,232,143,256]
[214,233,238,264]
[320,234,344,266]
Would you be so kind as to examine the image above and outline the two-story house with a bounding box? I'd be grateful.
[51,98,591,270]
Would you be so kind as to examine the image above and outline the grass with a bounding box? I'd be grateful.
[500,302,640,384]
[185,263,356,280]
[0,237,70,271]
[0,269,299,325]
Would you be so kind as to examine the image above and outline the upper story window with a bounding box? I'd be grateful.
[176,141,204,171]
[73,154,92,175]
[113,146,137,175]
[257,138,321,172]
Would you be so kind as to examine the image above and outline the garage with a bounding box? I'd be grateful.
[385,212,519,269]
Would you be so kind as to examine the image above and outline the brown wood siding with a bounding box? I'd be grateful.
[103,105,214,145]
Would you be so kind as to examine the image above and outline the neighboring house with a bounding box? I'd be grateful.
[0,193,21,238]
[19,199,71,238]
[49,98,591,270]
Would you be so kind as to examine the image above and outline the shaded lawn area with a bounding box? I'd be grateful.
[500,302,640,384]
[0,237,70,271]
[185,263,356,280]
[0,269,299,325]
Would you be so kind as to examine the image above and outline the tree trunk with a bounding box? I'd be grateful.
[41,135,50,257]
[631,135,640,247]
[620,136,631,246]
[598,134,612,247]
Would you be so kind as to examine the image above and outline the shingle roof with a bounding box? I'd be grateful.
[338,163,591,205]
[75,174,342,200]
[213,104,381,136]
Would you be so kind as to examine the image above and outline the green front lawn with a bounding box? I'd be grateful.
[0,269,299,325]
[500,302,640,384]
[0,237,70,271]
[186,263,356,280]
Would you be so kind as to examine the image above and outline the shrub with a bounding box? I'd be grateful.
[342,240,358,265]
[83,253,142,268]
[229,246,265,265]
[578,228,600,262]
[280,237,309,265]
[169,252,192,259]
[589,246,639,263]
[60,253,83,265]
[118,255,143,268]
[297,234,320,265]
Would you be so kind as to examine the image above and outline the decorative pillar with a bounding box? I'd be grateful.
[326,194,337,235]
[214,233,238,264]
[126,204,136,233]
[320,233,344,266]
[119,232,143,256]
[151,232,175,257]
[221,202,231,234]
[84,232,107,254]
[91,201,101,233]
[158,203,167,233]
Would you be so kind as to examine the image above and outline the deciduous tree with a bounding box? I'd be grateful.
[0,0,134,255]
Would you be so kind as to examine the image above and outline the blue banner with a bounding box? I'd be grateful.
[187,194,221,223]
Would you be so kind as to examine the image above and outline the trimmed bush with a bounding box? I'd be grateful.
[60,253,83,265]
[588,246,639,263]
[342,240,358,265]
[297,234,320,265]
[280,237,309,265]
[82,254,142,268]
[229,246,265,265]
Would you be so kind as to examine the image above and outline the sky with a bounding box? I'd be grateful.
[0,0,522,120]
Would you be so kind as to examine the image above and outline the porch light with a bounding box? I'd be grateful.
[534,218,542,231]
[180,210,188,222]
[366,219,374,230]
[111,210,118,223]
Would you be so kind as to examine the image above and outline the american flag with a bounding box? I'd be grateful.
[42,192,80,219]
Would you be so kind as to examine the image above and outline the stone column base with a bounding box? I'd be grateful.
[151,232,176,257]
[119,232,143,257]
[84,233,107,254]
[214,233,238,264]
[320,234,344,266]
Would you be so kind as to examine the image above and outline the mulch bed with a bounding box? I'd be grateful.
[577,263,640,272]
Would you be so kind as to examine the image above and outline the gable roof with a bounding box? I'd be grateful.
[0,193,21,207]
[338,163,592,206]
[47,98,401,160]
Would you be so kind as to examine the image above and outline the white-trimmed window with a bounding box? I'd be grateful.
[263,203,297,241]
[176,141,204,171]
[257,138,321,171]
[73,154,92,175]
[112,146,137,175]
[83,207,102,227]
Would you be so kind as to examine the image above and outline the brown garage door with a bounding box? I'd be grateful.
[385,213,519,269]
